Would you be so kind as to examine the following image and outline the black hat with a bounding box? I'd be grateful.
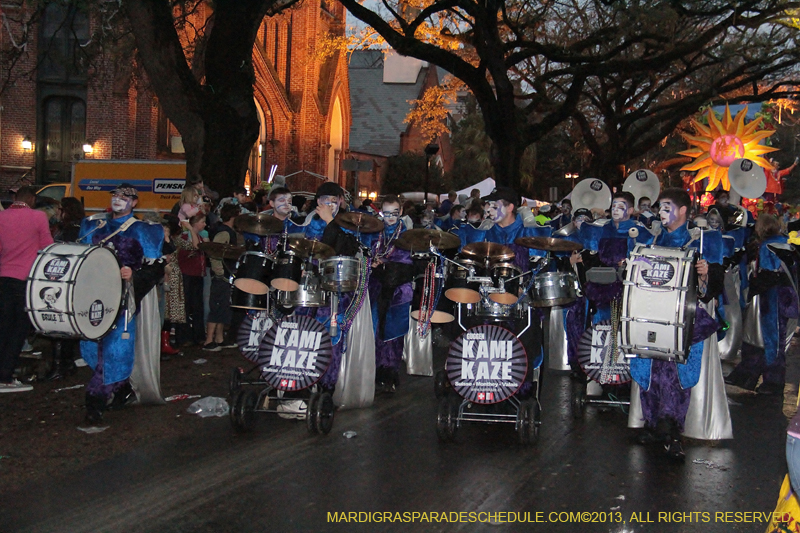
[111,183,138,198]
[482,186,519,206]
[316,181,343,199]
[573,208,592,220]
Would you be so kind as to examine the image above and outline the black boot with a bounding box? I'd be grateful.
[663,420,685,462]
[108,382,135,411]
[84,392,106,425]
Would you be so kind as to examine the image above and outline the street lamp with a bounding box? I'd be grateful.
[565,172,579,190]
[424,143,440,204]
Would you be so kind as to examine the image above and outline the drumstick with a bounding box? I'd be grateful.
[121,281,130,339]
[695,218,708,255]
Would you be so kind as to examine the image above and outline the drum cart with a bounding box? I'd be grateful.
[434,304,542,445]
[229,365,335,434]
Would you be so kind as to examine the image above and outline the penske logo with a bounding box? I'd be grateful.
[153,179,186,194]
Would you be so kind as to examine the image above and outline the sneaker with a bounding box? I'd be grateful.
[219,339,238,349]
[0,379,33,393]
[202,342,221,352]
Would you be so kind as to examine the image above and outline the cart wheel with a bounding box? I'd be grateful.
[314,392,335,435]
[571,379,587,419]
[436,396,459,442]
[517,399,539,445]
[241,391,258,432]
[230,389,246,431]
[306,392,320,434]
[229,367,243,397]
[434,369,451,399]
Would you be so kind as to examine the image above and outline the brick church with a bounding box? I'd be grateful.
[0,1,351,195]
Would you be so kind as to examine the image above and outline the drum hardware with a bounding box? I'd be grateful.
[396,228,460,252]
[234,213,284,236]
[335,211,385,234]
[329,292,339,337]
[286,237,335,260]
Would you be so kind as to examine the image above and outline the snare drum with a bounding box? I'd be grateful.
[620,244,697,363]
[469,299,525,321]
[271,250,303,292]
[529,271,579,307]
[320,256,360,292]
[27,243,123,340]
[233,252,273,295]
[489,262,522,305]
[277,271,329,307]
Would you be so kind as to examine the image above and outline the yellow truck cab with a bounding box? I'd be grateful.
[36,160,186,214]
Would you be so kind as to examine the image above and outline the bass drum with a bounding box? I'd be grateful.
[27,243,123,340]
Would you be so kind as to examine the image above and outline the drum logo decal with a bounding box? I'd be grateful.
[39,286,62,309]
[256,315,333,391]
[640,259,675,286]
[590,180,603,191]
[89,300,105,326]
[446,325,527,404]
[636,170,648,182]
[43,258,70,280]
[577,321,630,384]
[237,312,272,358]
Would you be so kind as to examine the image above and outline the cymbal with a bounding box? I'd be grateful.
[287,237,335,260]
[461,242,515,261]
[396,229,460,252]
[198,242,246,259]
[514,236,582,252]
[335,212,384,233]
[234,213,284,236]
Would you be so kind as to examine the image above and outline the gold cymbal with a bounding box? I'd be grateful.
[396,229,461,252]
[461,242,515,261]
[335,212,384,233]
[233,213,284,236]
[198,242,246,259]
[287,237,335,260]
[514,236,582,252]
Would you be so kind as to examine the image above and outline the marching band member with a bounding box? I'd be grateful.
[295,182,375,409]
[629,188,729,459]
[80,184,165,425]
[369,195,413,392]
[725,214,799,395]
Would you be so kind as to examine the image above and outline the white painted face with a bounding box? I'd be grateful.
[381,203,401,226]
[318,195,340,218]
[659,200,680,227]
[708,213,723,230]
[111,194,134,215]
[611,199,630,222]
[270,193,293,218]
[484,202,497,221]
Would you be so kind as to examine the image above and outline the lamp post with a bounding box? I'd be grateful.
[565,172,579,190]
[424,143,440,204]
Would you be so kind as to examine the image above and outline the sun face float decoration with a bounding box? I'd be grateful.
[679,104,778,191]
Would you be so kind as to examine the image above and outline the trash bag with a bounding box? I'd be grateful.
[186,396,229,418]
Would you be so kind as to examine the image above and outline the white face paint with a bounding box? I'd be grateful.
[270,194,293,218]
[708,214,723,230]
[659,200,680,227]
[484,202,497,221]
[574,215,590,229]
[318,195,340,218]
[494,202,509,222]
[111,195,132,214]
[611,199,630,222]
[381,203,401,226]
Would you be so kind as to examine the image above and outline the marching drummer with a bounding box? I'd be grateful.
[369,195,414,392]
[628,188,730,460]
[79,183,165,425]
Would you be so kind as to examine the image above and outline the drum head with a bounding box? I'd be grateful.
[235,278,269,295]
[271,278,300,292]
[445,287,481,304]
[411,309,454,324]
[446,324,528,404]
[257,315,333,392]
[490,292,519,305]
[577,320,631,384]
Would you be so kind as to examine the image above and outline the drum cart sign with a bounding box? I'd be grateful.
[257,315,332,391]
[446,325,527,404]
[577,321,631,384]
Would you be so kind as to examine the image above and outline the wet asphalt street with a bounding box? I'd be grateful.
[2,341,795,533]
